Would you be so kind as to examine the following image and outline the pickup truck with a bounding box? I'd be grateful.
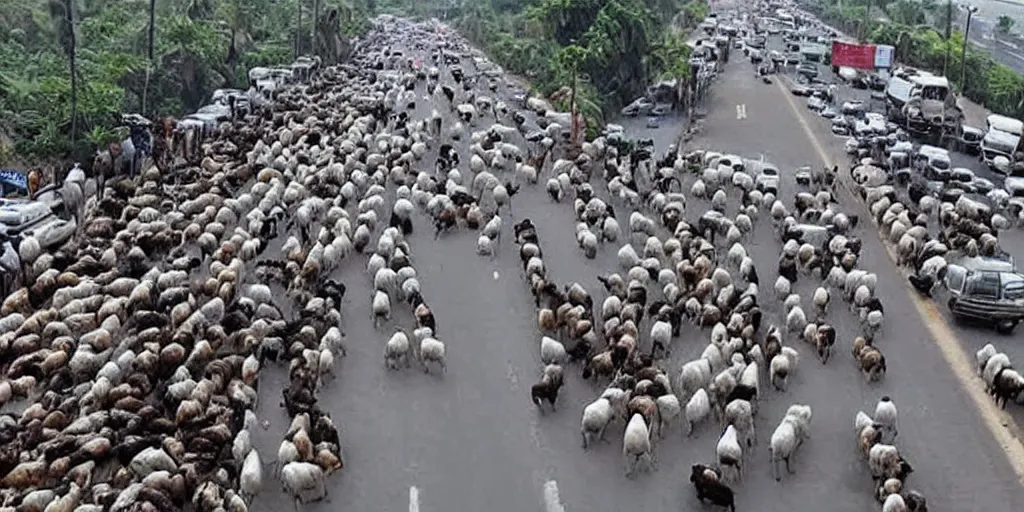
[0,187,77,250]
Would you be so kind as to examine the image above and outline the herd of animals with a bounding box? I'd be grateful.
[0,11,1022,512]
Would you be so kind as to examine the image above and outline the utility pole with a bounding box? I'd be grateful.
[943,0,953,76]
[961,6,978,95]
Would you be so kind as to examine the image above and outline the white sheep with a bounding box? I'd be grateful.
[873,396,898,442]
[774,276,791,300]
[983,353,1011,390]
[239,448,262,503]
[281,461,327,505]
[716,424,743,481]
[813,287,830,317]
[384,330,411,369]
[769,347,799,391]
[785,306,807,337]
[623,413,653,477]
[651,320,672,355]
[540,336,567,365]
[768,405,812,481]
[420,337,447,373]
[684,388,712,436]
[882,493,908,512]
[678,359,713,401]
[656,394,681,437]
[976,343,997,377]
[784,293,801,313]
[580,397,614,449]
[371,290,391,328]
[618,244,640,270]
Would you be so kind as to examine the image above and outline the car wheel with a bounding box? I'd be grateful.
[997,319,1018,334]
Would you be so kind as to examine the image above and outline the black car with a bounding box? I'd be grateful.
[791,85,811,96]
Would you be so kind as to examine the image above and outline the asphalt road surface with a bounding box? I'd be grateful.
[248,19,1024,512]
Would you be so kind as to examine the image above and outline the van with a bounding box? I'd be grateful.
[982,114,1023,171]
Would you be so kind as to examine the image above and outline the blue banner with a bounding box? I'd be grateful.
[0,170,27,190]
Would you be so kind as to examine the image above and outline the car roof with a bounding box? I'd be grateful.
[955,256,1016,273]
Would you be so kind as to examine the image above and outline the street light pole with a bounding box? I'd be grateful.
[943,0,953,76]
[960,6,977,95]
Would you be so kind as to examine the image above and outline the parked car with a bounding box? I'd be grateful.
[621,97,654,117]
[797,63,819,79]
[973,177,995,194]
[959,125,984,156]
[791,85,811,96]
[944,256,1024,333]
[807,96,826,111]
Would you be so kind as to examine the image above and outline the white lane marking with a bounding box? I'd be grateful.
[543,480,565,512]
[740,104,747,119]
[735,104,743,120]
[774,77,1024,486]
[493,270,500,280]
[409,485,420,512]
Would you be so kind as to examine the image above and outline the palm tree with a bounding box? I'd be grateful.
[48,0,77,147]
[295,0,303,58]
[557,44,587,148]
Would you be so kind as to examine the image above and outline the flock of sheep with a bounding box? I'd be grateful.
[0,11,1016,512]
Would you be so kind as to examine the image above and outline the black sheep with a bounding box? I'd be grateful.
[690,464,736,512]
[531,367,564,414]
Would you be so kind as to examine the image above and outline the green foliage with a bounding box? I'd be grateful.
[0,0,369,167]
[996,15,1015,36]
[803,0,1024,123]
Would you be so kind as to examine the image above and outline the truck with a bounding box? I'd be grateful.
[981,114,1024,172]
[885,68,962,142]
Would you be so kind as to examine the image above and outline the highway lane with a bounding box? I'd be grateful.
[686,54,1024,509]
[249,18,1024,512]
[770,35,1024,429]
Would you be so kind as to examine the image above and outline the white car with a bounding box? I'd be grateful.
[756,165,780,194]
[841,100,865,115]
[1005,175,1024,197]
[807,96,825,111]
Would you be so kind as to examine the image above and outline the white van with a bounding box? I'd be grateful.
[982,114,1024,172]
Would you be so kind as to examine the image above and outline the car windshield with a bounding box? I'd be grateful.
[965,271,1001,299]
[932,159,950,170]
[1004,274,1024,300]
[762,168,778,176]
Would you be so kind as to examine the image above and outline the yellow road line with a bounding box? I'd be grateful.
[774,78,1024,485]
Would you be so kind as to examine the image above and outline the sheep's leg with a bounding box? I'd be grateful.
[785,455,794,474]
[581,431,589,449]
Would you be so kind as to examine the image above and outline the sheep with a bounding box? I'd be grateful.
[768,405,812,481]
[655,393,681,437]
[419,337,447,373]
[281,461,327,505]
[581,397,615,449]
[874,396,899,442]
[774,276,791,300]
[882,494,908,512]
[855,411,883,457]
[540,336,568,365]
[239,448,262,503]
[769,346,799,391]
[678,359,713,401]
[982,352,1011,390]
[384,329,412,369]
[976,343,997,377]
[854,340,887,382]
[716,424,743,481]
[371,290,391,328]
[992,368,1024,409]
[869,444,913,482]
[812,287,829,318]
[690,464,736,512]
[684,388,712,436]
[623,413,653,477]
[531,364,564,414]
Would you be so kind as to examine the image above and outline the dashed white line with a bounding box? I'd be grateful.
[409,485,420,512]
[735,104,748,120]
[543,480,565,512]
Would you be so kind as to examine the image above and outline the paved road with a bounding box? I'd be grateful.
[248,17,1024,512]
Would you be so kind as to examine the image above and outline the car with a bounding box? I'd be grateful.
[755,164,780,194]
[733,39,744,49]
[784,223,835,246]
[698,210,734,237]
[841,100,865,115]
[797,63,819,78]
[943,256,1024,333]
[820,107,838,119]
[620,97,654,117]
[770,51,785,63]
[651,104,671,116]
[807,96,826,111]
[791,85,811,96]
[959,126,984,155]
[939,186,966,203]
[646,116,660,128]
[1004,174,1024,197]
[973,177,995,194]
